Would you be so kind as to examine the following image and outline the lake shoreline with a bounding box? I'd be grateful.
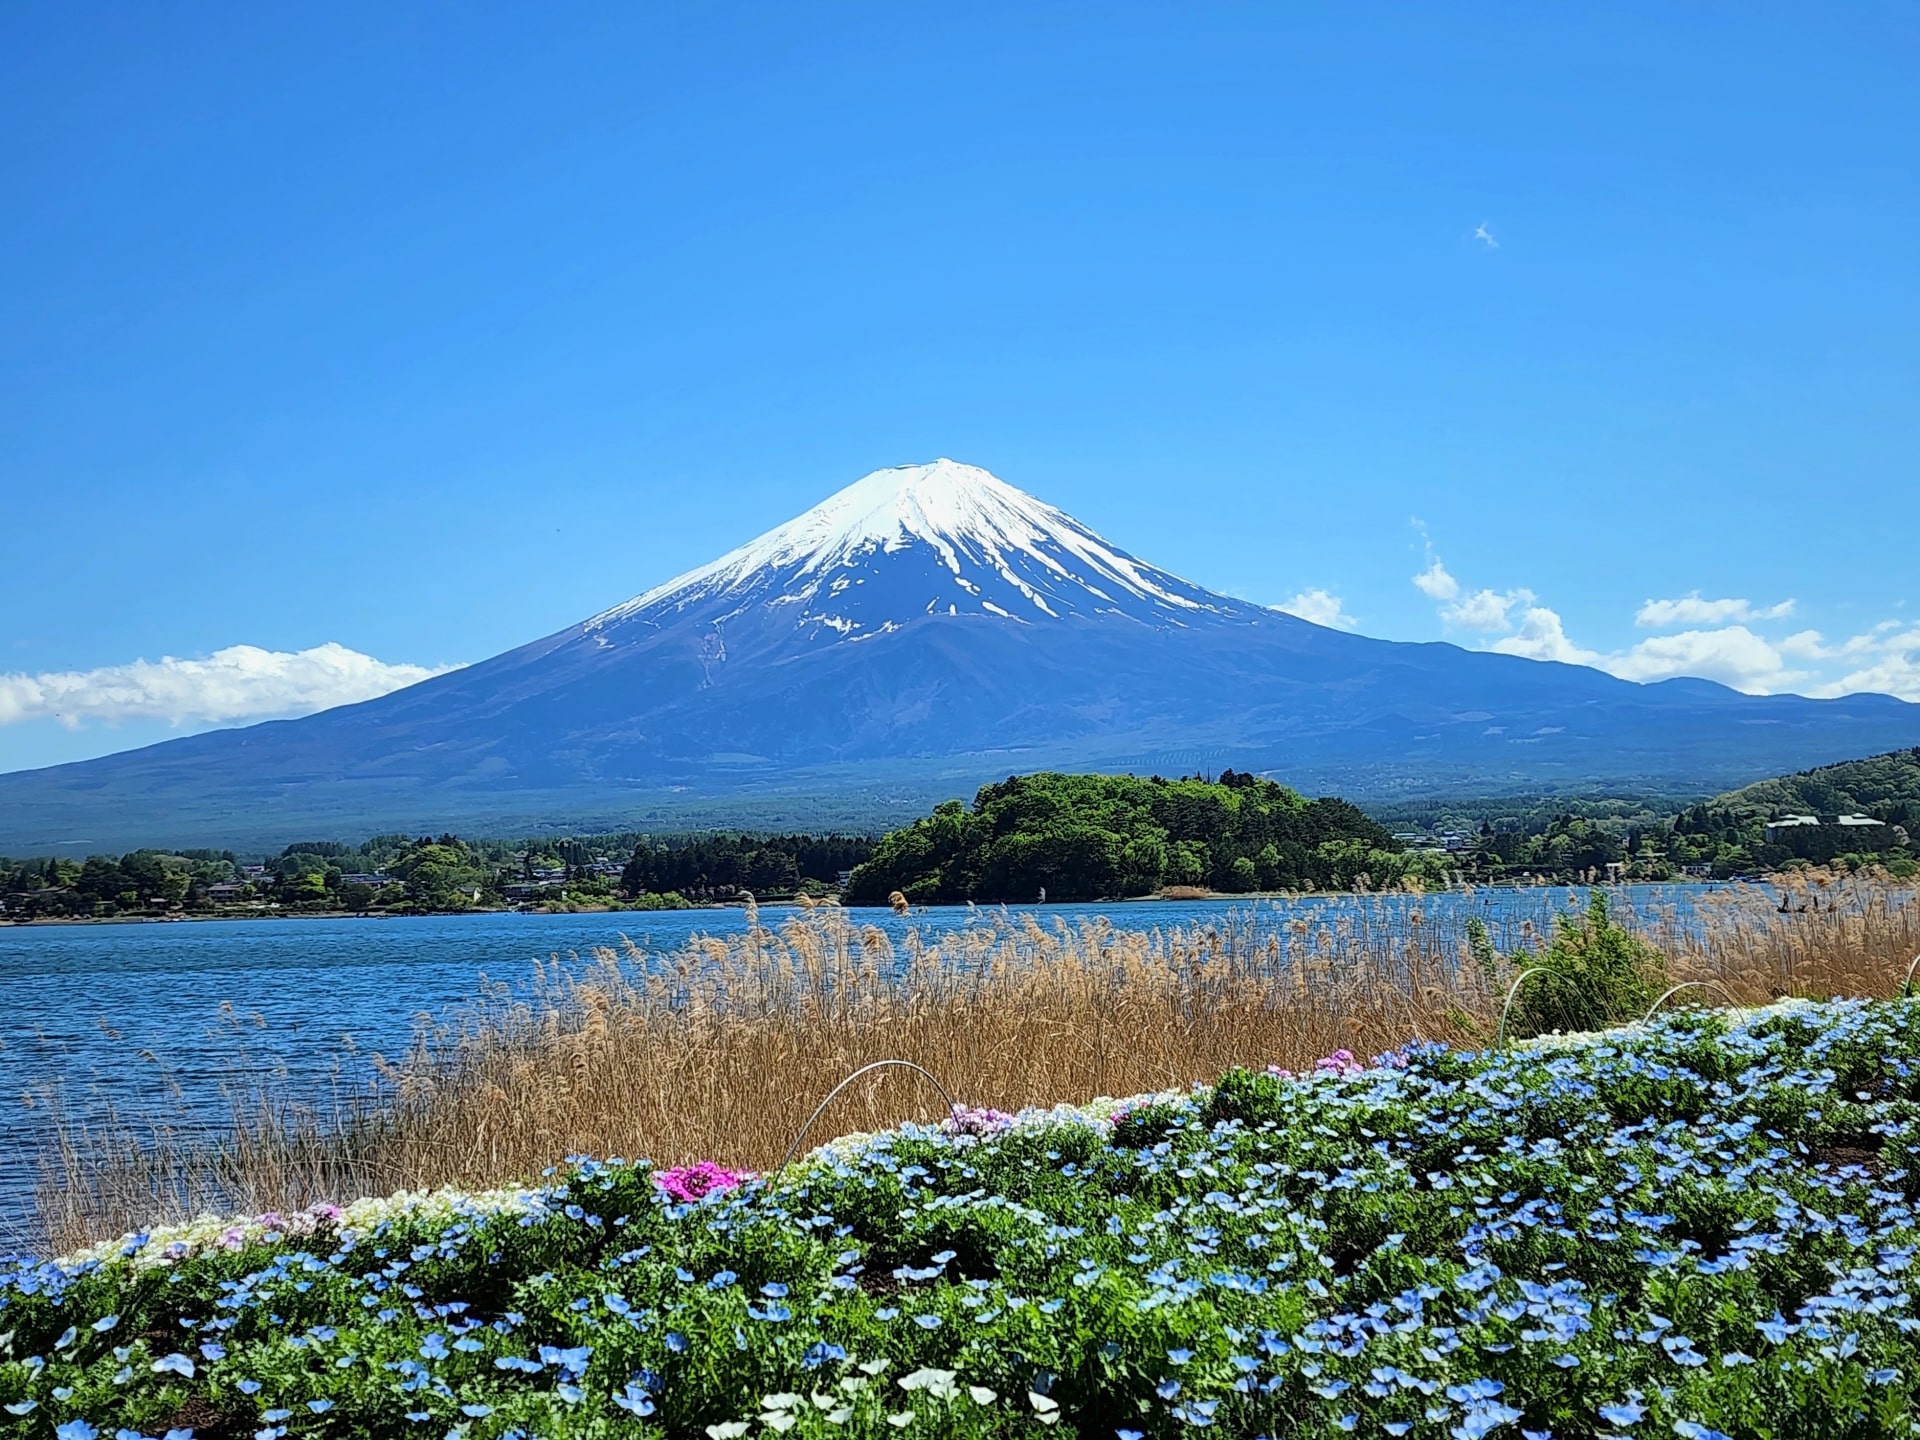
[0,877,1732,929]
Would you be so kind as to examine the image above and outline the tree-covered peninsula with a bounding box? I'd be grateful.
[843,770,1435,904]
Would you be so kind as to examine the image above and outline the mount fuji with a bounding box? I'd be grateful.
[5,459,1919,849]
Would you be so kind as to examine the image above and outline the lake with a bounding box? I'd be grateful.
[0,885,1711,1236]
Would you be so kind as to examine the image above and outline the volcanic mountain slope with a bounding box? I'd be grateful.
[5,459,1920,849]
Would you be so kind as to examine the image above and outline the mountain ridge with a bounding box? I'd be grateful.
[3,460,1919,851]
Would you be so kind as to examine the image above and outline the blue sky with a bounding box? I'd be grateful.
[3,3,1917,773]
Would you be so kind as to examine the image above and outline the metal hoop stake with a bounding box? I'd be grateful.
[1903,955,1920,999]
[776,1060,958,1175]
[1495,966,1594,1049]
[1642,980,1740,1025]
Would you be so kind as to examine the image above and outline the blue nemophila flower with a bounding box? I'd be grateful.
[306,1399,333,1414]
[151,1353,195,1379]
[1167,1348,1193,1364]
[803,1341,846,1367]
[538,1344,593,1375]
[1598,1400,1647,1426]
[461,1403,493,1417]
[665,1332,691,1353]
[92,1315,118,1332]
[914,1314,942,1329]
[55,1423,96,1440]
[1454,1404,1524,1439]
[419,1333,449,1360]
[1155,1380,1181,1399]
[262,1411,292,1423]
[760,1281,789,1297]
[614,1383,656,1417]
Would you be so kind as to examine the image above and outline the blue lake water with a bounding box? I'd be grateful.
[0,886,1715,1235]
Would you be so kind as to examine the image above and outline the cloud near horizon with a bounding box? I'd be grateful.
[1412,558,1920,701]
[0,643,461,730]
[1634,593,1796,628]
[1275,587,1358,629]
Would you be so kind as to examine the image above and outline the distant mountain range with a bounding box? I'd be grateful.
[5,459,1920,852]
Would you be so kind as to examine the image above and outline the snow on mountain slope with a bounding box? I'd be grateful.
[586,459,1245,640]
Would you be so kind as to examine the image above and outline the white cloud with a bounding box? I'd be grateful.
[1805,625,1920,702]
[1412,559,1460,601]
[1634,593,1796,628]
[1412,547,1847,695]
[1778,623,1902,662]
[1473,223,1498,249]
[1603,626,1808,692]
[1442,587,1533,633]
[1275,588,1358,630]
[1487,606,1602,666]
[1483,613,1807,692]
[1409,534,1913,701]
[0,643,460,729]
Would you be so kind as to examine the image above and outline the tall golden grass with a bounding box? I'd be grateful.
[23,871,1920,1255]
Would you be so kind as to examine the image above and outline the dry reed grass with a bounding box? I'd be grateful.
[23,871,1920,1255]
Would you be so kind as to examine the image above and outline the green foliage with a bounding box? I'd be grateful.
[1720,745,1920,818]
[1,828,877,920]
[620,833,873,899]
[844,771,1405,904]
[1369,747,1920,884]
[1483,890,1668,1039]
[9,1002,1920,1437]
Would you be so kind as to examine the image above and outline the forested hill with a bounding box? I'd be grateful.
[842,771,1435,905]
[1709,747,1920,823]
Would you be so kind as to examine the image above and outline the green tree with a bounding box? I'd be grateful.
[844,772,1398,905]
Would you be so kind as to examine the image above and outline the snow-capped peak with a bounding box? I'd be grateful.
[587,459,1237,635]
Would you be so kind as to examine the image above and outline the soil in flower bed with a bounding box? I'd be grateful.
[6,998,1920,1438]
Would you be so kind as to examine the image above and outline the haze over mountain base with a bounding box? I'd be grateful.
[4,461,1918,852]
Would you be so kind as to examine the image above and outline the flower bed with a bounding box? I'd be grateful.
[5,999,1920,1438]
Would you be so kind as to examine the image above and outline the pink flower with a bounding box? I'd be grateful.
[1314,1048,1363,1076]
[654,1162,751,1203]
[945,1104,1016,1137]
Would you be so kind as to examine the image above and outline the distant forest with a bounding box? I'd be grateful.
[1373,748,1920,881]
[842,771,1442,904]
[0,830,875,921]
